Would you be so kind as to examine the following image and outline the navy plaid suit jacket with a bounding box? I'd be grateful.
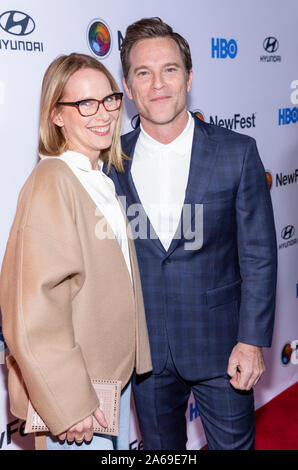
[106,115,277,381]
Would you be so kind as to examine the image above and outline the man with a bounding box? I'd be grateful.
[107,17,277,450]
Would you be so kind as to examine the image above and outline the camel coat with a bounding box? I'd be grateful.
[0,158,152,440]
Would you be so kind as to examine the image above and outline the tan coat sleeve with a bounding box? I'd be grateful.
[0,160,99,435]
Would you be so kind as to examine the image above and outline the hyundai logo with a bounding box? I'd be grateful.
[0,10,35,36]
[263,37,279,53]
[281,225,295,240]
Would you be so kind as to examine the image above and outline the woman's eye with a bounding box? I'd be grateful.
[81,100,93,107]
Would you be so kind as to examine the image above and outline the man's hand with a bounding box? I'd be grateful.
[227,342,265,390]
[57,407,108,444]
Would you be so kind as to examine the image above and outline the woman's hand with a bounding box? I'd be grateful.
[57,408,108,444]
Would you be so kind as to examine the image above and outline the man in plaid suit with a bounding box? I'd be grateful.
[107,18,277,449]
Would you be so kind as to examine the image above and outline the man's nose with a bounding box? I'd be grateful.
[152,71,165,89]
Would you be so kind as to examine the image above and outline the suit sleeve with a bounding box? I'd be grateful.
[0,162,99,435]
[235,138,277,347]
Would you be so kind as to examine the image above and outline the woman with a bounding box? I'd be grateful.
[0,53,152,450]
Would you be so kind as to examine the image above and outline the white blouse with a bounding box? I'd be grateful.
[40,150,132,281]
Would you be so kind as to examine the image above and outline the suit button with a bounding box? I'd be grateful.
[164,259,171,264]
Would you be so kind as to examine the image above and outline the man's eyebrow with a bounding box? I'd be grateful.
[163,62,182,68]
[133,62,182,74]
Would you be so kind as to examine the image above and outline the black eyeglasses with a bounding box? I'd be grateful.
[57,92,123,117]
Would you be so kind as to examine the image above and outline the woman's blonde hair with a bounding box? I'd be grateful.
[38,52,128,172]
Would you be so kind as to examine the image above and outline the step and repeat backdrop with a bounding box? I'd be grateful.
[0,0,297,450]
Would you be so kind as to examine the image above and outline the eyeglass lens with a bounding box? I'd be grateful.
[79,94,121,116]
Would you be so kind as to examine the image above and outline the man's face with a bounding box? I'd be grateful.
[123,37,192,130]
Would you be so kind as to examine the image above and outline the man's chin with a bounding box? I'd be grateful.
[141,111,186,127]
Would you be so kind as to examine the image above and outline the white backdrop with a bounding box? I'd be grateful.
[0,0,298,450]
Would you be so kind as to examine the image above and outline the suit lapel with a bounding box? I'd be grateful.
[118,129,166,255]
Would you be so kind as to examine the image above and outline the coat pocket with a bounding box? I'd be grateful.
[206,279,241,309]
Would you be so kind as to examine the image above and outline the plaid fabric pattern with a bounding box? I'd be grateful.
[106,115,277,380]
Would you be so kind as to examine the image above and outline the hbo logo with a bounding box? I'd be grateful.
[278,106,298,125]
[211,38,238,59]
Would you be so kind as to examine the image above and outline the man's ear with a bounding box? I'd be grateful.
[51,107,64,127]
[122,77,133,101]
[187,70,193,93]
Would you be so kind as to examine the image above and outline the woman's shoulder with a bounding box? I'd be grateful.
[35,156,73,179]
[29,157,78,193]
[17,157,77,213]
[13,157,82,234]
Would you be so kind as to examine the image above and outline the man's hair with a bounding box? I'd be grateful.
[120,17,192,80]
[38,52,127,172]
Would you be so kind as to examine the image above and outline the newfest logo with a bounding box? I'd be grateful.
[266,168,298,190]
[87,18,112,58]
[209,112,256,130]
[94,197,204,251]
[0,10,43,52]
[193,110,205,122]
[278,80,298,126]
[192,107,256,131]
[281,340,298,366]
[260,36,281,62]
[266,171,273,190]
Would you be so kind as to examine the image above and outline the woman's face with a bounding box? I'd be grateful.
[52,68,119,160]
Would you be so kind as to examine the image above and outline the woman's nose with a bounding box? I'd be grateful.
[94,102,110,120]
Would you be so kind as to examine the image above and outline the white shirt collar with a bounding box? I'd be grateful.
[40,150,103,172]
[138,111,194,158]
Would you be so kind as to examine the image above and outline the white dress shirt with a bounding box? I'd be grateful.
[131,112,195,250]
[40,150,132,280]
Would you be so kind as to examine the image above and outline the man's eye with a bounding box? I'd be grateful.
[137,70,149,76]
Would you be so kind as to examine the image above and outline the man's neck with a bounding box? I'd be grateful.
[140,110,190,145]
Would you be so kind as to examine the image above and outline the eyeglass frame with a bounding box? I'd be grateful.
[56,92,123,117]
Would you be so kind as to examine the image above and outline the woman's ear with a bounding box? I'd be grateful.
[51,107,64,127]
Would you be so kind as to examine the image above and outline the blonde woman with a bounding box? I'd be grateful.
[0,53,151,450]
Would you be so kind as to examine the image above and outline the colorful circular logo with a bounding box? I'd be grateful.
[87,19,112,58]
[281,343,292,365]
[193,109,205,122]
[266,170,273,190]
